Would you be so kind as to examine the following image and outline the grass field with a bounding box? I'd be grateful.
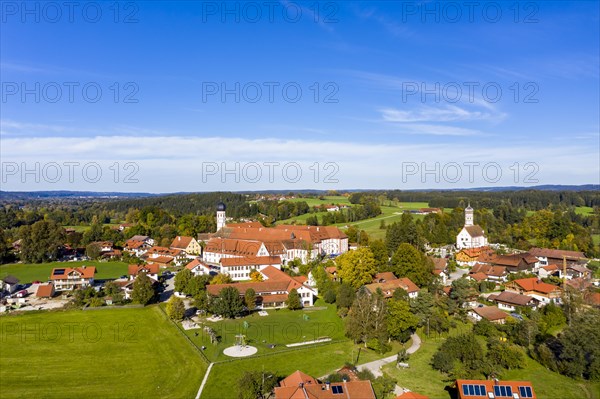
[201,341,368,399]
[0,306,207,399]
[184,301,346,362]
[63,223,122,232]
[575,206,595,216]
[286,196,351,207]
[383,325,600,399]
[0,260,130,283]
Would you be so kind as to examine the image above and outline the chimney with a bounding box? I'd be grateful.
[325,381,330,390]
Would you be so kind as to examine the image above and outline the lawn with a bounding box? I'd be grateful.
[383,325,600,399]
[201,341,368,399]
[286,196,351,207]
[63,223,122,232]
[575,206,595,216]
[184,302,347,362]
[0,260,130,283]
[0,306,207,399]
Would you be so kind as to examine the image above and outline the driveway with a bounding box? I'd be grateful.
[159,274,175,302]
[447,267,469,284]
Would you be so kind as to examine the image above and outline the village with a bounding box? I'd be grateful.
[1,198,598,399]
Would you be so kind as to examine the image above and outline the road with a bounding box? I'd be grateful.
[159,274,175,302]
[356,333,421,396]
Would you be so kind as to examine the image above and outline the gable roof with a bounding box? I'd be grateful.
[1,275,19,285]
[510,278,560,294]
[274,370,376,399]
[472,306,508,321]
[529,247,585,260]
[128,264,159,276]
[185,259,211,271]
[220,256,282,268]
[36,283,55,298]
[170,236,196,249]
[470,263,506,277]
[365,277,419,297]
[456,379,536,399]
[50,266,96,280]
[488,291,536,306]
[464,225,485,237]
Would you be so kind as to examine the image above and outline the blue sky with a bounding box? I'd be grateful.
[1,1,599,192]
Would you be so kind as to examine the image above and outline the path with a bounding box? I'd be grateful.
[356,333,421,378]
[196,362,213,399]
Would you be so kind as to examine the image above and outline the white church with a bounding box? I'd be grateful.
[456,204,488,249]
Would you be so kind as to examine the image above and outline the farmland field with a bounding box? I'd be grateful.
[0,260,130,284]
[0,306,207,399]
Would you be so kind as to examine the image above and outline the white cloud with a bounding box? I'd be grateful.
[380,105,497,123]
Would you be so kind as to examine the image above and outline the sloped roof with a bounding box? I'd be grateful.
[511,278,560,294]
[170,236,196,249]
[529,247,585,260]
[472,306,508,321]
[489,291,535,306]
[128,264,159,276]
[50,267,95,280]
[465,225,485,237]
[36,283,55,298]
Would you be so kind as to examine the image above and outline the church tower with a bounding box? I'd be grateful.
[216,202,226,231]
[464,203,474,226]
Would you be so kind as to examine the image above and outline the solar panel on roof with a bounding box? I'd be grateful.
[474,385,481,395]
[463,385,469,395]
[519,386,533,398]
[54,269,65,275]
[331,385,343,394]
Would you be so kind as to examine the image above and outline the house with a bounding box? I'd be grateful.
[170,236,202,256]
[481,253,539,273]
[219,255,282,281]
[456,247,492,266]
[274,370,376,399]
[365,274,420,299]
[147,256,174,268]
[529,247,586,266]
[469,263,507,282]
[50,266,96,291]
[456,379,536,399]
[468,306,509,324]
[118,223,134,231]
[36,283,55,298]
[419,207,441,214]
[488,291,539,311]
[128,264,160,282]
[92,241,114,252]
[326,266,339,281]
[124,239,151,257]
[145,246,186,266]
[456,205,488,249]
[504,278,562,305]
[1,275,20,294]
[325,205,340,212]
[129,235,155,246]
[207,266,317,309]
[430,257,448,284]
[185,259,215,276]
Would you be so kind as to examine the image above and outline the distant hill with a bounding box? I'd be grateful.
[0,191,158,200]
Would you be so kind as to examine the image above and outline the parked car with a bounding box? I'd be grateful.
[510,312,524,321]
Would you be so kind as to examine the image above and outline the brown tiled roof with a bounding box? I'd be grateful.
[147,256,173,265]
[489,291,535,306]
[36,283,55,298]
[465,225,485,237]
[50,266,96,280]
[128,264,159,276]
[207,266,305,297]
[430,257,447,271]
[227,221,264,228]
[365,277,419,297]
[470,263,506,277]
[373,272,397,283]
[185,259,210,271]
[124,240,146,250]
[205,238,263,256]
[472,306,508,321]
[147,246,181,257]
[529,247,585,260]
[170,236,195,249]
[470,272,487,282]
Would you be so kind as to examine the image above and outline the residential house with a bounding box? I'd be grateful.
[146,246,186,266]
[130,235,155,246]
[36,283,55,298]
[430,257,448,285]
[488,291,539,311]
[50,266,96,291]
[456,379,536,399]
[274,370,376,399]
[128,264,160,282]
[468,306,509,324]
[481,253,539,273]
[1,275,20,294]
[325,205,340,212]
[185,259,215,276]
[207,266,317,309]
[326,266,339,282]
[124,239,151,257]
[469,263,507,282]
[170,236,202,256]
[365,274,420,299]
[529,247,586,267]
[504,278,563,305]
[455,247,492,266]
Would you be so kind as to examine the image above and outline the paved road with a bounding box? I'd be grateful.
[447,267,469,284]
[159,274,175,302]
[356,333,422,378]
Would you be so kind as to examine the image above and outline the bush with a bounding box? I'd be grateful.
[324,289,337,304]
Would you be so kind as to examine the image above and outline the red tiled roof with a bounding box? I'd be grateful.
[36,283,55,298]
[185,259,210,271]
[470,272,487,282]
[275,370,376,399]
[147,256,173,265]
[170,236,198,250]
[128,264,159,276]
[456,379,536,399]
[512,278,559,294]
[373,272,397,283]
[50,266,96,280]
[529,247,585,260]
[470,263,506,277]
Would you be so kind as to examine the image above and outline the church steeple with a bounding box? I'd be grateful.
[464,203,474,226]
[216,201,226,231]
